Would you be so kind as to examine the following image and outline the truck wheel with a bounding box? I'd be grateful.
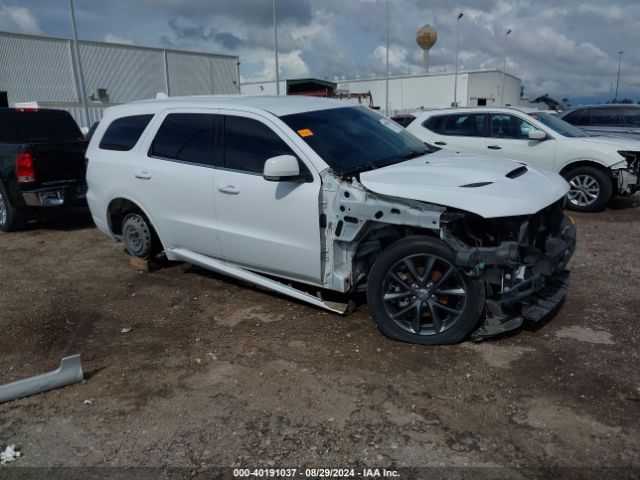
[563,166,612,212]
[122,213,155,259]
[367,236,484,346]
[0,183,26,232]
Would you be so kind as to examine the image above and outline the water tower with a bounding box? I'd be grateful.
[416,25,437,72]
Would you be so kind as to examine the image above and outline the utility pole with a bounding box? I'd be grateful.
[501,28,512,105]
[614,51,623,102]
[453,12,463,107]
[385,0,390,115]
[272,0,280,95]
[69,0,89,128]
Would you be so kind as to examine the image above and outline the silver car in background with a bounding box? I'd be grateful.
[560,104,640,140]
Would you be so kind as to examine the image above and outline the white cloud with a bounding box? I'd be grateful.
[0,4,41,33]
[103,33,135,45]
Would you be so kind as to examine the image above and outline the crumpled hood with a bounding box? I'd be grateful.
[359,151,569,218]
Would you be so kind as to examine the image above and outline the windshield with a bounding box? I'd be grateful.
[280,106,431,175]
[528,112,588,138]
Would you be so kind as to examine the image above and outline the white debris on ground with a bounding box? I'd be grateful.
[120,327,132,333]
[0,445,21,464]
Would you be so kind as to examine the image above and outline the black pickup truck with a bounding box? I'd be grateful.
[0,108,88,231]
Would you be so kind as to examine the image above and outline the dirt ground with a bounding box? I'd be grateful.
[1,197,639,479]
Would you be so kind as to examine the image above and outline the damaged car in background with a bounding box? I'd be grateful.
[86,96,576,345]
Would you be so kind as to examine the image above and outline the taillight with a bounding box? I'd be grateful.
[16,152,36,184]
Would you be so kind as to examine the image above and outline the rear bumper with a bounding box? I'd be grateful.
[22,183,87,207]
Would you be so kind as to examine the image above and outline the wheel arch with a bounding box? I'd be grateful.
[559,159,612,177]
[106,197,165,248]
[351,222,441,290]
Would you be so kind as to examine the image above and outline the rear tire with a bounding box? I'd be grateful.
[367,236,485,346]
[122,213,155,259]
[0,183,27,232]
[563,166,612,212]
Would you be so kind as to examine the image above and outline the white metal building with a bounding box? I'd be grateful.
[241,69,523,115]
[0,31,240,127]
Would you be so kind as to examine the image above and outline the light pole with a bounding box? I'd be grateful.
[453,12,463,107]
[68,0,89,128]
[614,50,623,102]
[385,0,390,115]
[272,0,280,95]
[500,28,512,105]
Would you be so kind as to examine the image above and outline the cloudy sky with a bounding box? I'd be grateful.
[1,0,639,104]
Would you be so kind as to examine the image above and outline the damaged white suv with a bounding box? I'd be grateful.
[87,96,576,345]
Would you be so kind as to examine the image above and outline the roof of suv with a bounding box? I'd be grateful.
[561,104,640,114]
[110,95,354,118]
[414,106,549,118]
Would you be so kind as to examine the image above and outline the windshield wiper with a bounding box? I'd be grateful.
[400,149,429,159]
[342,162,379,176]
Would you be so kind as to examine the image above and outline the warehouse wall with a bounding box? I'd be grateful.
[466,71,521,107]
[0,33,78,105]
[0,32,239,126]
[338,73,471,114]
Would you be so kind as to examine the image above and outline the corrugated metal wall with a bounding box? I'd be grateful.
[167,52,239,96]
[78,43,167,103]
[0,32,239,126]
[0,34,78,104]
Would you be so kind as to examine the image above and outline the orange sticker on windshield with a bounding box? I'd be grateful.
[297,128,314,137]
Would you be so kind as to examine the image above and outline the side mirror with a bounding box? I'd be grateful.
[263,155,300,181]
[528,129,547,141]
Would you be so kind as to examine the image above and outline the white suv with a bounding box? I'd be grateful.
[406,107,640,211]
[86,96,575,345]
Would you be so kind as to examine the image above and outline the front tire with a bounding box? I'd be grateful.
[563,166,612,212]
[367,236,485,346]
[0,183,26,232]
[122,213,155,259]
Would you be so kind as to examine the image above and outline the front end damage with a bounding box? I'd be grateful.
[440,199,576,339]
[319,171,576,340]
[613,151,640,195]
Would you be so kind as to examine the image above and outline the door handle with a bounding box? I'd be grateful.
[218,185,240,195]
[487,145,502,150]
[434,141,447,145]
[134,171,152,180]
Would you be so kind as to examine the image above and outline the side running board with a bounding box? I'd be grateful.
[168,248,350,314]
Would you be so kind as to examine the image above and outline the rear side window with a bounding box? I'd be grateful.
[425,114,486,137]
[150,113,220,166]
[563,109,589,126]
[0,109,83,143]
[224,116,294,174]
[589,108,620,126]
[99,114,153,151]
[622,108,640,127]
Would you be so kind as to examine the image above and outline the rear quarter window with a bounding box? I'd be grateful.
[99,114,154,151]
[149,113,220,166]
[562,109,588,126]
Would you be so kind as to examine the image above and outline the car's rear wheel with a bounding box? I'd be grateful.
[563,166,612,212]
[122,213,155,259]
[367,236,484,345]
[0,183,26,232]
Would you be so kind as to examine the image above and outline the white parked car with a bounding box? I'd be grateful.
[86,96,575,345]
[406,107,640,212]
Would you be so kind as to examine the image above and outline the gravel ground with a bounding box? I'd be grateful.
[0,198,639,478]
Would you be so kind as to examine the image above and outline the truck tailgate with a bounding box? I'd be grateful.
[28,141,87,186]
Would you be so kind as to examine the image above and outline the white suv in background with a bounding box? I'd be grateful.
[406,107,640,211]
[86,96,576,345]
